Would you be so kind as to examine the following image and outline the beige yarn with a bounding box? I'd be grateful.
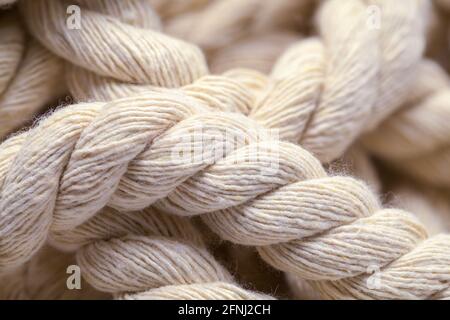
[165,0,316,54]
[50,206,271,300]
[0,246,109,300]
[209,31,301,74]
[360,2,450,188]
[393,187,450,236]
[285,145,381,300]
[0,11,64,139]
[148,0,210,20]
[2,0,449,300]
[22,0,429,164]
[1,92,449,298]
[363,60,450,187]
[21,0,206,91]
[249,0,429,162]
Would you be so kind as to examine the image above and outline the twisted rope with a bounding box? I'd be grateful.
[165,0,316,54]
[1,90,449,299]
[50,206,272,300]
[1,0,448,300]
[364,60,450,187]
[21,0,206,89]
[0,11,64,139]
[209,31,301,74]
[0,246,108,300]
[21,0,429,162]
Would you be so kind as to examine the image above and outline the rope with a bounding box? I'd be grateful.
[364,60,450,187]
[21,0,429,162]
[0,11,64,139]
[51,206,272,300]
[0,0,448,300]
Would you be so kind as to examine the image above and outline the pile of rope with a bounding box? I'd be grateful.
[0,0,449,300]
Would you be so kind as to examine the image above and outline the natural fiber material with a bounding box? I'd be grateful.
[21,0,429,162]
[0,246,109,300]
[0,11,63,139]
[51,207,271,300]
[393,187,450,236]
[364,60,450,187]
[1,0,450,301]
[165,0,315,54]
[21,0,206,89]
[1,92,449,298]
[209,31,301,74]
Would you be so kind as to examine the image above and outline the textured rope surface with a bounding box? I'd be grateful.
[0,246,108,300]
[165,0,316,54]
[51,207,272,300]
[21,0,429,162]
[0,11,64,139]
[1,91,449,299]
[364,60,450,187]
[1,0,450,301]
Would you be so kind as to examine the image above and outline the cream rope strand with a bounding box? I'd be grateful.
[0,11,64,139]
[7,0,450,298]
[165,0,316,54]
[21,0,428,163]
[0,93,449,299]
[248,0,429,162]
[20,0,206,90]
[50,206,272,300]
[363,60,450,187]
[393,187,450,236]
[147,0,210,21]
[0,246,109,300]
[209,31,301,74]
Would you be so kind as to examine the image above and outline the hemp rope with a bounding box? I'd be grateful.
[15,0,424,232]
[393,186,450,236]
[148,0,210,21]
[21,0,428,163]
[21,0,205,89]
[164,0,316,54]
[209,31,301,74]
[1,90,450,299]
[363,60,450,187]
[361,1,450,188]
[1,0,445,300]
[50,206,272,300]
[0,246,108,300]
[0,11,64,139]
